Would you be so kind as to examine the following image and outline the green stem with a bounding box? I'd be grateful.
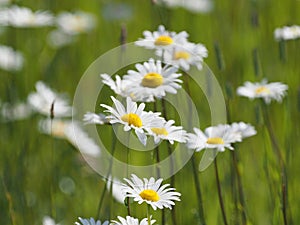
[191,156,206,225]
[147,205,151,225]
[260,102,289,225]
[96,127,117,219]
[231,150,247,225]
[214,157,228,225]
[184,72,206,225]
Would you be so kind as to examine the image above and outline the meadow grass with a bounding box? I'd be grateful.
[0,0,299,224]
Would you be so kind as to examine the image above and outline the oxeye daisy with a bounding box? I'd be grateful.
[43,216,60,225]
[236,79,288,104]
[101,96,164,145]
[27,81,72,118]
[121,174,181,210]
[135,25,188,50]
[106,176,126,204]
[56,11,96,35]
[75,217,109,225]
[230,122,257,139]
[1,101,32,122]
[146,119,188,144]
[39,119,101,157]
[122,58,182,102]
[160,0,213,13]
[162,41,208,71]
[111,216,156,225]
[274,25,300,41]
[0,45,24,71]
[83,112,108,125]
[187,124,241,152]
[100,74,132,99]
[0,5,54,27]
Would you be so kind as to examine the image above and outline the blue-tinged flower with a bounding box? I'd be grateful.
[75,217,109,225]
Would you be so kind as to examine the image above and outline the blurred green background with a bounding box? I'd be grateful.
[0,0,300,224]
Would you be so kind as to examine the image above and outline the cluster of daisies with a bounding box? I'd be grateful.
[0,4,96,72]
[85,25,288,151]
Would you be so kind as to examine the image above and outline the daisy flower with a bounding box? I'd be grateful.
[161,0,213,13]
[47,29,76,48]
[0,5,54,27]
[111,216,156,225]
[43,216,60,225]
[187,124,241,152]
[1,101,32,122]
[162,41,208,71]
[0,45,23,71]
[135,25,188,50]
[101,96,164,145]
[230,122,257,139]
[106,176,126,204]
[274,25,300,41]
[122,58,182,102]
[101,74,132,98]
[83,112,108,125]
[75,217,109,225]
[56,11,96,35]
[27,81,72,118]
[122,174,181,210]
[39,119,101,157]
[236,79,288,104]
[146,119,188,144]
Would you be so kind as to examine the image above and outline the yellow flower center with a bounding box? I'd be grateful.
[255,86,270,94]
[139,189,160,202]
[155,35,174,46]
[121,113,142,127]
[206,137,224,145]
[174,51,190,60]
[141,73,163,88]
[51,121,67,138]
[151,127,168,136]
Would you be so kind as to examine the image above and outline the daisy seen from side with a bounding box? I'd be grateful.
[236,79,288,104]
[111,216,156,225]
[39,119,101,157]
[0,5,53,27]
[146,119,188,144]
[100,73,132,99]
[230,122,257,139]
[83,112,108,125]
[27,81,72,118]
[187,124,241,152]
[56,11,96,35]
[274,25,300,41]
[0,45,23,71]
[122,58,182,102]
[121,174,181,210]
